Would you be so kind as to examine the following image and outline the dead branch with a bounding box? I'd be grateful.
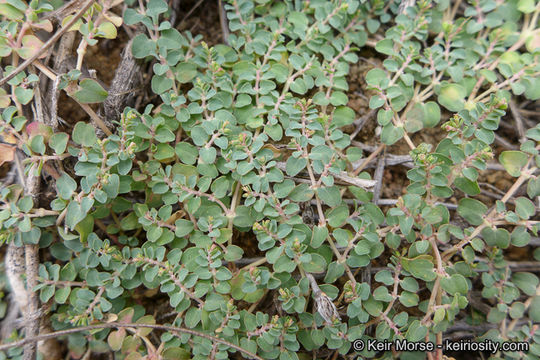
[47,32,76,130]
[372,151,386,204]
[0,323,264,360]
[275,162,377,189]
[102,37,141,126]
[218,0,230,44]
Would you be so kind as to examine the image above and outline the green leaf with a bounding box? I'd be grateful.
[39,285,55,302]
[265,124,282,141]
[146,0,168,18]
[224,245,244,262]
[375,270,394,286]
[154,143,175,160]
[324,262,344,284]
[274,255,296,273]
[405,102,441,132]
[364,203,385,225]
[151,74,173,94]
[290,78,307,94]
[234,206,254,227]
[73,79,108,103]
[454,177,480,196]
[30,135,45,154]
[399,291,419,307]
[481,227,510,248]
[163,347,190,360]
[285,157,307,177]
[131,33,156,58]
[406,320,427,342]
[274,180,295,198]
[499,151,528,177]
[65,201,89,230]
[518,0,536,13]
[302,253,327,273]
[373,286,392,302]
[515,197,535,220]
[381,124,404,145]
[400,277,419,292]
[49,133,69,155]
[97,22,117,39]
[511,226,531,247]
[0,3,23,20]
[407,257,437,282]
[289,11,308,30]
[289,184,314,202]
[72,122,97,147]
[175,62,198,83]
[175,143,199,165]
[54,286,70,304]
[199,147,217,164]
[363,297,383,316]
[457,198,487,225]
[433,308,446,324]
[327,204,349,227]
[317,186,341,207]
[375,38,394,56]
[155,126,175,142]
[75,214,94,242]
[440,274,469,295]
[404,104,423,133]
[438,83,466,112]
[524,77,540,100]
[174,219,194,237]
[330,91,348,106]
[184,307,201,328]
[311,225,328,248]
[365,68,386,87]
[527,177,540,198]
[332,106,355,127]
[17,196,33,213]
[51,243,72,261]
[369,95,385,109]
[511,272,539,296]
[14,86,33,105]
[121,212,139,231]
[530,296,540,322]
[56,174,77,200]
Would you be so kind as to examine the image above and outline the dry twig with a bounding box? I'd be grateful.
[0,323,264,360]
[509,100,527,143]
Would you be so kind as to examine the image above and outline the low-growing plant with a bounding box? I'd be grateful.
[0,0,540,359]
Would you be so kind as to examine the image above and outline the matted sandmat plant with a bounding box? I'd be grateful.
[0,0,539,359]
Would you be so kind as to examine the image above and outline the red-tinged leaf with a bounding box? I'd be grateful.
[117,307,134,323]
[0,88,10,108]
[16,35,46,60]
[135,315,155,336]
[32,20,53,32]
[0,144,16,166]
[107,329,126,351]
